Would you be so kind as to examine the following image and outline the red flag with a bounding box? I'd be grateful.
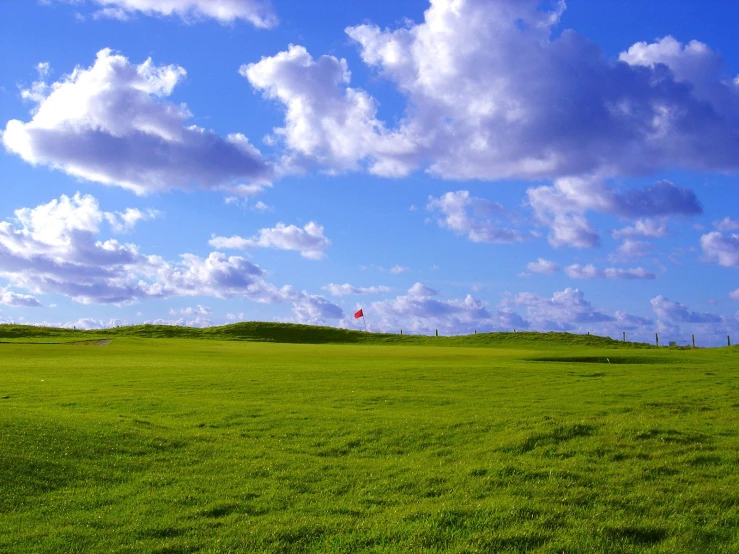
[354,309,364,319]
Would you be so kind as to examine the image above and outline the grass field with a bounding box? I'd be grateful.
[1,324,738,553]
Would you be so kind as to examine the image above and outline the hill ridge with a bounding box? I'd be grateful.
[0,322,654,348]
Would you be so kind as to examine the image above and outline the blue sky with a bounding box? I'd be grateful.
[1,0,738,345]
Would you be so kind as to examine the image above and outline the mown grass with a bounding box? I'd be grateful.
[1,325,738,553]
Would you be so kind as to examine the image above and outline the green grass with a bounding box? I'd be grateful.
[1,324,738,552]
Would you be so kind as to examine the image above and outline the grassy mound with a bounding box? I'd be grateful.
[0,322,652,348]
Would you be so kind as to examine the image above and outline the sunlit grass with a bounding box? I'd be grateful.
[1,326,738,552]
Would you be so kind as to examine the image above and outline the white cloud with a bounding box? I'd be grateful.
[226,312,245,320]
[713,217,739,232]
[426,191,526,244]
[0,290,42,308]
[65,318,124,330]
[209,221,330,259]
[0,193,285,305]
[242,1,739,181]
[389,265,410,274]
[104,208,160,233]
[565,264,656,280]
[505,288,612,331]
[701,232,739,268]
[529,177,700,248]
[612,218,669,239]
[526,258,559,275]
[367,293,525,335]
[243,44,412,176]
[323,283,391,296]
[407,282,439,297]
[611,239,654,261]
[292,294,344,325]
[649,295,734,341]
[170,304,212,316]
[4,49,271,195]
[730,289,739,301]
[51,0,278,27]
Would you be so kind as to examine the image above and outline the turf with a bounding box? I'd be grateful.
[1,324,738,553]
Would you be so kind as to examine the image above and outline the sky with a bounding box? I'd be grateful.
[1,0,739,345]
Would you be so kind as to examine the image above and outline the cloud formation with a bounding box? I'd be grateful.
[53,0,277,27]
[0,193,345,327]
[407,282,439,297]
[4,49,271,195]
[367,292,525,335]
[0,290,42,308]
[701,232,739,268]
[323,283,392,296]
[526,258,560,275]
[426,191,526,244]
[529,177,700,248]
[241,0,739,181]
[565,264,656,280]
[209,221,330,259]
[612,218,669,239]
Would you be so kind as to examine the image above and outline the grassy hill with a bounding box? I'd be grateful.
[0,321,656,348]
[1,329,738,552]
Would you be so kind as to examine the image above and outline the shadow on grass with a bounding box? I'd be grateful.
[605,525,667,545]
[504,423,597,454]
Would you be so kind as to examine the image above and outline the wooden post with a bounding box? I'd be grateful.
[656,333,659,347]
[623,331,626,342]
[400,329,402,335]
[692,334,695,348]
[587,331,590,335]
[435,329,438,337]
[474,330,477,334]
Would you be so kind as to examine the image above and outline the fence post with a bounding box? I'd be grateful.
[656,333,659,347]
[474,330,477,334]
[436,329,438,337]
[400,329,402,335]
[692,334,695,348]
[623,331,626,342]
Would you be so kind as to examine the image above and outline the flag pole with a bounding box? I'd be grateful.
[362,314,368,332]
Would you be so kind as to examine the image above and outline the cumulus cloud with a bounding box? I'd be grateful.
[701,232,739,268]
[426,191,526,244]
[367,292,525,335]
[526,258,560,275]
[505,288,615,331]
[565,264,656,280]
[209,221,330,259]
[52,0,278,27]
[713,217,739,232]
[389,265,409,274]
[529,177,701,248]
[323,283,391,296]
[649,295,731,339]
[170,304,212,317]
[4,49,271,195]
[241,0,739,181]
[292,294,344,325]
[0,290,42,308]
[407,282,439,297]
[612,218,669,239]
[610,239,654,261]
[104,208,160,233]
[0,193,338,317]
[242,44,412,176]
